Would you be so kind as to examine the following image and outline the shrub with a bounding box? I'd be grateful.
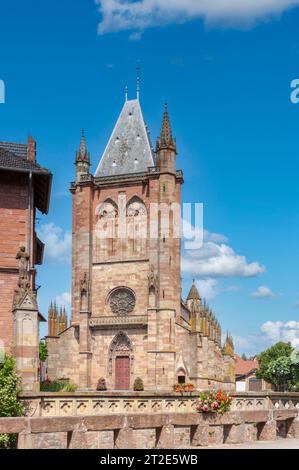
[96,377,107,391]
[63,381,78,392]
[0,355,24,449]
[39,341,48,362]
[196,390,232,416]
[40,378,77,392]
[133,377,144,391]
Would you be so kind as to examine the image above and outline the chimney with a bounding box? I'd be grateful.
[27,135,36,163]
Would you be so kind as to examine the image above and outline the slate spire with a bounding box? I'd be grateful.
[95,100,154,177]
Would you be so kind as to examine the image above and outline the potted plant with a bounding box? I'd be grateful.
[184,383,195,393]
[173,383,183,393]
[196,390,232,415]
[96,377,107,391]
[133,377,144,391]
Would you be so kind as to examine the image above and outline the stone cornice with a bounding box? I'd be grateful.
[70,168,184,191]
[89,315,148,329]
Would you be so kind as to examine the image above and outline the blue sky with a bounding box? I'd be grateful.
[1,1,299,355]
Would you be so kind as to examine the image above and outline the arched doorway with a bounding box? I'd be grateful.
[108,332,134,390]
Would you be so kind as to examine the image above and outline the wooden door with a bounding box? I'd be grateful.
[115,356,130,390]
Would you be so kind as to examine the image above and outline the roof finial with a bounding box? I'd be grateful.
[79,129,86,154]
[125,84,128,102]
[136,63,141,100]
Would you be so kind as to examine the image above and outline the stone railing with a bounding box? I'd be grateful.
[1,408,299,449]
[19,391,299,419]
[89,315,148,329]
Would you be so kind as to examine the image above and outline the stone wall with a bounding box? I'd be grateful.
[1,408,299,449]
[47,327,80,384]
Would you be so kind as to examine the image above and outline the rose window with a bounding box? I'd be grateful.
[109,288,136,315]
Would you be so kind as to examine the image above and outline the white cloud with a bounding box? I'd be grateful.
[235,320,299,356]
[195,278,219,300]
[38,223,72,264]
[194,278,240,300]
[234,333,269,356]
[55,292,71,307]
[96,0,299,34]
[252,285,275,298]
[182,229,265,278]
[129,31,143,41]
[261,320,299,348]
[235,321,299,356]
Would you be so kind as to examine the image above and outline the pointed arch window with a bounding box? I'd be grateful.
[126,196,147,255]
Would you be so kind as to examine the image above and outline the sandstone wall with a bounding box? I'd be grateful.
[1,408,298,449]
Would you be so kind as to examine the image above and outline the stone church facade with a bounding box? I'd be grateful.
[47,98,235,391]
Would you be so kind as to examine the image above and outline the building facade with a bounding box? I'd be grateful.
[235,355,270,392]
[0,137,52,390]
[47,97,235,391]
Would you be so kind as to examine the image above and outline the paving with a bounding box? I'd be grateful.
[192,438,299,449]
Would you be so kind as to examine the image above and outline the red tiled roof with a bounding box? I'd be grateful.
[235,355,259,376]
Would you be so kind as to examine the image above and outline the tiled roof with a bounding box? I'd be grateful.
[0,141,28,159]
[235,355,259,376]
[0,145,49,174]
[95,99,155,177]
[0,140,52,214]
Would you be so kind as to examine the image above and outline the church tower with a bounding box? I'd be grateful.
[46,91,235,392]
[69,93,182,390]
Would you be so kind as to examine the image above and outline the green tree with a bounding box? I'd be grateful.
[256,342,294,391]
[265,356,292,391]
[0,355,24,449]
[289,350,299,391]
[39,340,48,362]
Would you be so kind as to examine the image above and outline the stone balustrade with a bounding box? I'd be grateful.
[19,391,299,419]
[1,407,299,449]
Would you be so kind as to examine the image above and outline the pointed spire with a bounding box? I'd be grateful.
[76,129,90,166]
[156,103,176,153]
[63,306,67,329]
[223,331,234,356]
[48,301,53,336]
[187,280,201,301]
[125,84,128,102]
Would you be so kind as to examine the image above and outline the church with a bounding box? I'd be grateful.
[46,94,235,391]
